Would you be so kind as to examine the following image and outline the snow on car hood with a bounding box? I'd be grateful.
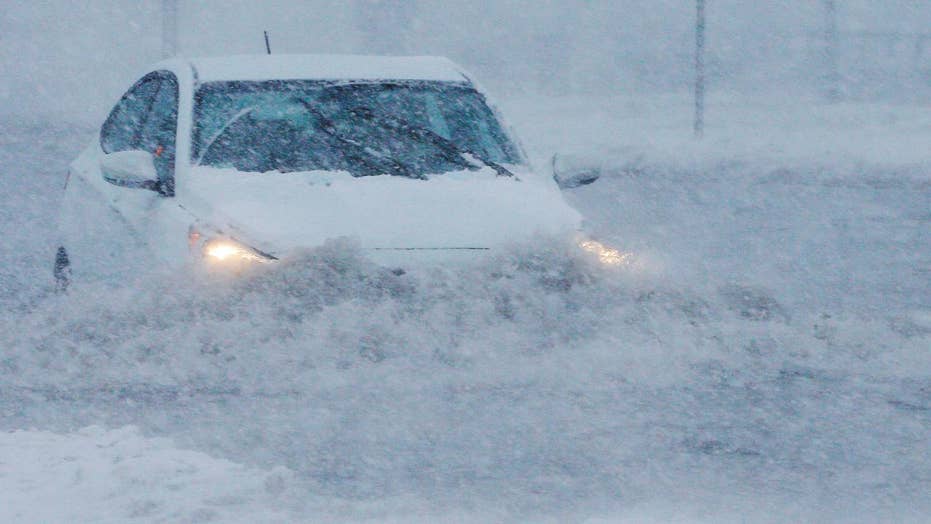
[183,167,581,254]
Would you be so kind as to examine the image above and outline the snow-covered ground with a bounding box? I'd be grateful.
[0,426,296,523]
[1,93,929,522]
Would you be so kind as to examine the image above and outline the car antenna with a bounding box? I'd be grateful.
[264,30,271,54]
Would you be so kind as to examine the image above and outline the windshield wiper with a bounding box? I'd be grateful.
[292,98,424,179]
[347,107,516,178]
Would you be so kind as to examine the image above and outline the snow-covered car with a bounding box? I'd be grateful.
[54,54,605,285]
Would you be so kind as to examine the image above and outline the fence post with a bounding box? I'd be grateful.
[823,0,840,101]
[162,0,178,59]
[694,0,706,138]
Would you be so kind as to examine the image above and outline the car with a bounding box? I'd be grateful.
[54,54,613,287]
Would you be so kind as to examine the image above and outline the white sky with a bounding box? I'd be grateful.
[1,0,930,121]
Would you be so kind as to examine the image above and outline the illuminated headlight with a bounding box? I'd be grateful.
[202,238,275,265]
[578,238,631,266]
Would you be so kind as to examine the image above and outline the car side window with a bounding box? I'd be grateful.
[138,72,180,195]
[100,74,160,154]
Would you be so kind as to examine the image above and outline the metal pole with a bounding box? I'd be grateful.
[162,0,178,58]
[264,31,271,54]
[694,0,705,138]
[824,0,840,101]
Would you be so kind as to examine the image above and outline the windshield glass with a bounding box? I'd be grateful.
[192,80,522,176]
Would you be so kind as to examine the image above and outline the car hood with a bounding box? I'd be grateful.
[182,167,581,255]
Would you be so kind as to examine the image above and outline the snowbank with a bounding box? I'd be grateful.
[0,426,295,523]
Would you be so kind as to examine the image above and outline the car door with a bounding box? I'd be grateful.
[58,73,162,281]
[63,71,194,279]
[105,71,195,265]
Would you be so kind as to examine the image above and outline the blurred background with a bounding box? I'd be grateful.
[2,0,931,123]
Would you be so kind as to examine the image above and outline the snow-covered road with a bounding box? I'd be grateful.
[1,95,929,522]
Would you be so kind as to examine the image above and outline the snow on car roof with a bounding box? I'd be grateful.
[185,54,469,83]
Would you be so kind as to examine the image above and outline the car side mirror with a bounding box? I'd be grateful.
[552,153,601,189]
[100,150,160,192]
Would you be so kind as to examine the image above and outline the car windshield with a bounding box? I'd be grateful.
[192,80,522,177]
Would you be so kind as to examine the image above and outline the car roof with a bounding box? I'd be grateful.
[164,54,470,84]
